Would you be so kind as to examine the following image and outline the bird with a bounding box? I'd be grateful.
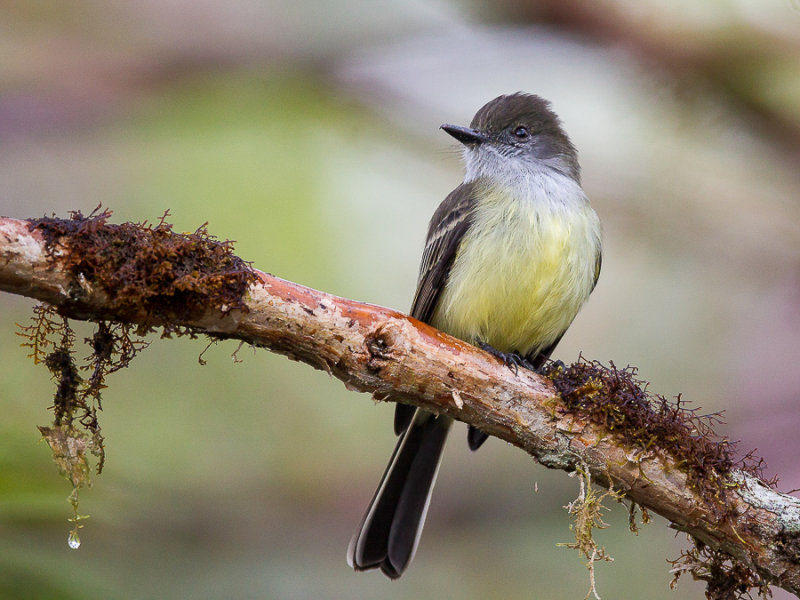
[347,93,602,579]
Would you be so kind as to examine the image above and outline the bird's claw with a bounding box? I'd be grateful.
[478,343,535,374]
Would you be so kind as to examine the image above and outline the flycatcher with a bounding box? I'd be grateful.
[347,93,602,579]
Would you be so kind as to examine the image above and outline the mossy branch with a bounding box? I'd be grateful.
[1,211,799,597]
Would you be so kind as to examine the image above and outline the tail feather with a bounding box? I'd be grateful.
[348,411,451,578]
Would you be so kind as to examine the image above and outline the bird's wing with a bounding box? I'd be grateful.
[394,182,478,435]
[592,250,602,293]
[410,182,478,322]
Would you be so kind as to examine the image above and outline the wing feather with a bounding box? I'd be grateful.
[394,182,478,435]
[410,182,478,323]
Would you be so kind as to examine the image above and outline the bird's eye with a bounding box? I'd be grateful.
[513,126,530,140]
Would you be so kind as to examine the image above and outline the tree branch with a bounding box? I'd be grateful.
[1,214,799,597]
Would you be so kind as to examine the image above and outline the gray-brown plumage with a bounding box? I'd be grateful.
[348,93,601,579]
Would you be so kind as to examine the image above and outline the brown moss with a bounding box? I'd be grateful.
[18,305,148,475]
[19,207,258,543]
[542,358,775,598]
[20,206,255,475]
[29,205,258,332]
[669,542,771,599]
[542,358,772,511]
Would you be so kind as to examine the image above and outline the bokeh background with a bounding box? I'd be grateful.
[2,1,800,598]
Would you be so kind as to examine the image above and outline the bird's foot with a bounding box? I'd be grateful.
[478,343,536,374]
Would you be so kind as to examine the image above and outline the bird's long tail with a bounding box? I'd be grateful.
[347,411,451,579]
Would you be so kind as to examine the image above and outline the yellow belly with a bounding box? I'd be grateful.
[430,184,600,357]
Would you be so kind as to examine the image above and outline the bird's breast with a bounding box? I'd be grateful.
[430,180,600,357]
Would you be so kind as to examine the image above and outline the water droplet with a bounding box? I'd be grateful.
[67,531,81,549]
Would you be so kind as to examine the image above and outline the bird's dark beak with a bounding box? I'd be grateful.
[440,124,489,146]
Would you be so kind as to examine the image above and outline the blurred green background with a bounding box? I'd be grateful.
[2,1,800,598]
